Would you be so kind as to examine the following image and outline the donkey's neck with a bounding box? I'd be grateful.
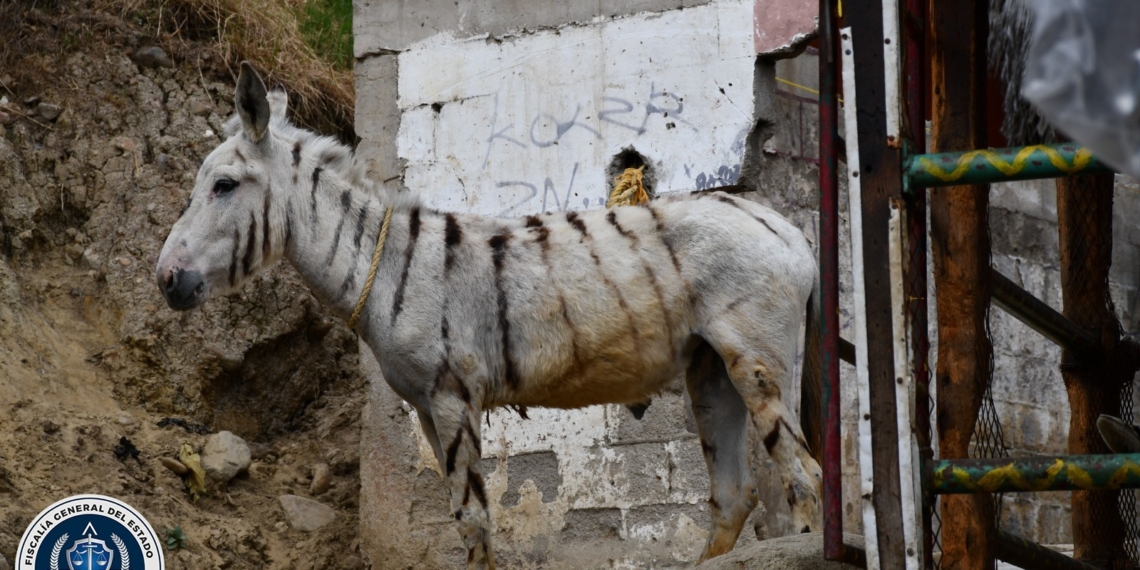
[281,171,410,325]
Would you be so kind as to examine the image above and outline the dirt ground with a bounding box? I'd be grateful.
[0,4,369,569]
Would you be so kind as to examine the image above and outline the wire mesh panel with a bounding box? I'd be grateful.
[1120,379,1139,563]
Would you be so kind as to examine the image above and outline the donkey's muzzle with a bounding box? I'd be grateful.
[161,267,206,310]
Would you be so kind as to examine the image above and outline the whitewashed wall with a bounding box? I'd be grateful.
[396,1,758,217]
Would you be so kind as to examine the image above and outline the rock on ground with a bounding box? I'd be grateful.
[0,550,9,570]
[133,46,174,69]
[310,462,331,496]
[278,495,337,532]
[697,533,866,570]
[201,431,252,483]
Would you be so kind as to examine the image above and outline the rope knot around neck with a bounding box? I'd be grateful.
[347,206,394,329]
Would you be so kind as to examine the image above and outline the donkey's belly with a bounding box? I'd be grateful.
[514,341,682,409]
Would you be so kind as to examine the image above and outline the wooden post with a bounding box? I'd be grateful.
[929,0,994,568]
[845,1,907,567]
[1057,172,1127,566]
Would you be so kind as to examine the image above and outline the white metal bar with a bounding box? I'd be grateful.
[889,201,923,570]
[882,0,902,144]
[840,26,881,570]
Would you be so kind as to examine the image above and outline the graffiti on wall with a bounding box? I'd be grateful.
[396,0,757,217]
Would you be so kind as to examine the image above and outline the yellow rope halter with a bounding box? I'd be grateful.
[348,206,394,329]
[606,166,649,208]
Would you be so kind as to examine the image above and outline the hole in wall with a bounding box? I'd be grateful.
[606,147,657,199]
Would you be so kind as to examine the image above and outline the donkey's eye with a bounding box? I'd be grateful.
[213,178,239,195]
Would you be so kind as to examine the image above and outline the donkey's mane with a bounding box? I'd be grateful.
[222,94,421,212]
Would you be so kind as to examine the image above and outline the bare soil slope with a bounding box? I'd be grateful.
[0,4,368,569]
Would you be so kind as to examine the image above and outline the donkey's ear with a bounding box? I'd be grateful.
[235,61,270,143]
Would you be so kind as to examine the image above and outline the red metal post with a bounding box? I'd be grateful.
[901,0,931,567]
[817,0,843,561]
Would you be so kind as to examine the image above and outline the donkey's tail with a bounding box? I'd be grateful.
[799,270,823,463]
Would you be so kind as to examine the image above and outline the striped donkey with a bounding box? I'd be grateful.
[156,62,824,568]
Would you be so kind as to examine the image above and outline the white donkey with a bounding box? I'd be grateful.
[156,63,824,568]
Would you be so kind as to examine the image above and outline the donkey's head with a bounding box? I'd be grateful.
[156,62,290,310]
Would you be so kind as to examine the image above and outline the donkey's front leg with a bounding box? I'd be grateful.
[431,393,496,569]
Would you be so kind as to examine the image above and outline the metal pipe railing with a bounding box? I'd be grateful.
[904,142,1113,190]
[990,269,1098,356]
[928,453,1140,494]
[995,531,1102,570]
[818,0,843,561]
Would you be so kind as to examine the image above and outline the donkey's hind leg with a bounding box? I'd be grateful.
[686,341,759,563]
[703,323,823,534]
[430,382,496,570]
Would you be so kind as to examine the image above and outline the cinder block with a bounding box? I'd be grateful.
[667,438,710,502]
[562,507,623,541]
[615,442,672,504]
[608,390,696,445]
[626,502,710,532]
[990,210,1059,264]
[499,451,562,507]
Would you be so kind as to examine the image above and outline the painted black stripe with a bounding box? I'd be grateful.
[713,194,787,243]
[310,167,323,220]
[560,299,584,371]
[468,468,487,507]
[608,210,675,357]
[527,216,580,370]
[353,203,369,249]
[605,211,636,241]
[528,217,550,247]
[489,228,520,390]
[390,208,422,325]
[763,421,781,454]
[292,141,302,167]
[284,199,293,251]
[444,214,462,272]
[565,211,587,237]
[646,205,682,274]
[319,148,341,166]
[261,191,272,257]
[464,420,480,457]
[338,270,356,301]
[241,213,257,276]
[228,227,240,287]
[445,423,463,475]
[779,416,811,452]
[323,190,352,268]
[568,211,642,349]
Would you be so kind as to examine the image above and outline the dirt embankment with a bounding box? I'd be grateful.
[0,4,368,569]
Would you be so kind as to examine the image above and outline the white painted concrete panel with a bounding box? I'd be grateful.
[396,0,758,216]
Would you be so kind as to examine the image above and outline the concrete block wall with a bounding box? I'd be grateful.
[353,2,791,568]
[353,0,1140,566]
